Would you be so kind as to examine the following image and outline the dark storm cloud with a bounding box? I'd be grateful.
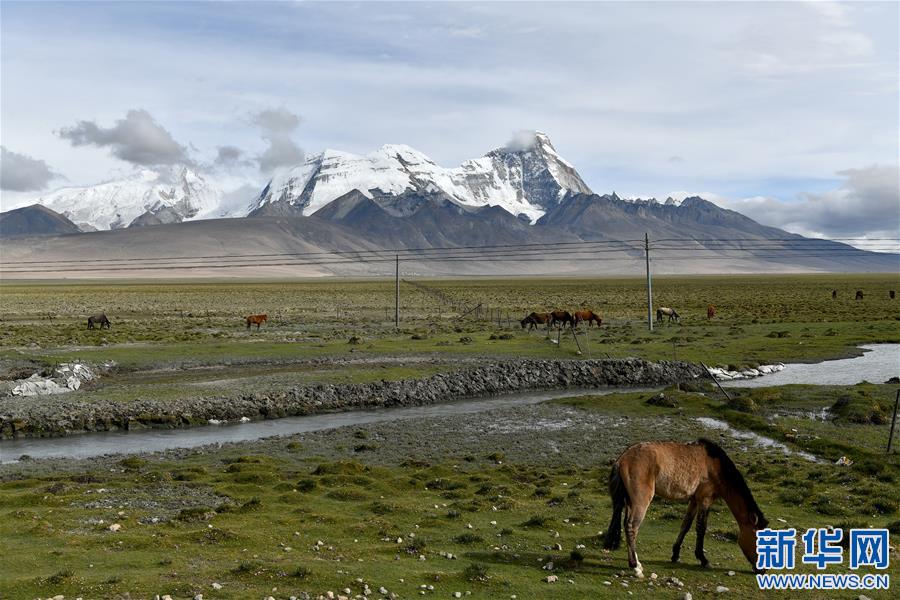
[0,146,61,191]
[57,109,190,166]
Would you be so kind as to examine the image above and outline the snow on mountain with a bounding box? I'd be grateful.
[250,131,592,222]
[33,167,220,230]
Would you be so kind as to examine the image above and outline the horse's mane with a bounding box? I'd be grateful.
[698,438,767,527]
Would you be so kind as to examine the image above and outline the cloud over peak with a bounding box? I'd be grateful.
[57,109,190,167]
[251,107,304,173]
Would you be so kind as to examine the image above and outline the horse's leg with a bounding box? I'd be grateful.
[671,497,699,562]
[694,499,713,568]
[625,487,653,578]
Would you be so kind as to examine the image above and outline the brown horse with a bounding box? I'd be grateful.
[87,314,111,330]
[707,304,716,320]
[246,314,268,330]
[603,439,767,577]
[831,289,837,300]
[550,310,576,329]
[520,312,551,331]
[855,290,864,301]
[890,290,896,300]
[573,310,603,328]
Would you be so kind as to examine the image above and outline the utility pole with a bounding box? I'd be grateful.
[645,232,653,331]
[395,255,400,328]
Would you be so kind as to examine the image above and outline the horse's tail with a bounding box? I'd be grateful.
[603,462,628,550]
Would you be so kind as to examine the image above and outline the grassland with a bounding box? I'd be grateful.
[1,274,897,385]
[1,274,898,599]
[1,382,898,599]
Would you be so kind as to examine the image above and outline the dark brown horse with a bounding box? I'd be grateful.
[550,310,575,329]
[890,290,896,300]
[87,314,111,330]
[603,439,768,577]
[855,290,864,301]
[520,312,551,331]
[573,310,603,328]
[246,314,268,330]
[832,289,837,300]
[656,307,680,323]
[707,304,716,320]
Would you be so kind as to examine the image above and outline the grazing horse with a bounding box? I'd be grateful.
[855,290,864,301]
[656,307,680,323]
[573,310,603,328]
[549,310,576,329]
[245,314,268,330]
[520,312,551,331]
[832,289,837,300]
[890,290,896,300]
[707,304,716,320]
[603,439,768,578]
[87,314,111,330]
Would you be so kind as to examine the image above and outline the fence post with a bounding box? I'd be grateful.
[888,389,900,453]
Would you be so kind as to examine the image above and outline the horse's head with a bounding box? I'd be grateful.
[738,510,769,573]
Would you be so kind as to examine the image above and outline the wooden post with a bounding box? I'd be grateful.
[394,255,400,328]
[571,327,583,355]
[700,362,732,402]
[888,389,900,453]
[645,232,653,331]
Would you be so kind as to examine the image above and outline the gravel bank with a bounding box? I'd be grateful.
[0,358,704,439]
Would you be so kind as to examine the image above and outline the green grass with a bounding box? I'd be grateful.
[2,383,898,599]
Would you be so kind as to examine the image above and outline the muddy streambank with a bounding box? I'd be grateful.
[0,358,704,439]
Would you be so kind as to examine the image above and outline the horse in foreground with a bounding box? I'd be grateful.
[550,310,576,329]
[87,314,111,330]
[656,307,680,323]
[855,290,864,301]
[707,304,716,320]
[246,314,268,330]
[520,312,551,331]
[574,310,603,328]
[603,439,767,577]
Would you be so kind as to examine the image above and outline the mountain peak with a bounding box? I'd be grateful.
[31,164,220,231]
[251,133,592,222]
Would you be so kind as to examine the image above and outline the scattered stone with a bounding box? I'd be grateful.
[108,523,121,532]
[211,583,223,590]
[683,594,693,600]
[727,570,735,576]
[716,586,729,593]
[544,575,558,583]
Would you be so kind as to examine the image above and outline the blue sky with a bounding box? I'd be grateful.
[1,1,898,239]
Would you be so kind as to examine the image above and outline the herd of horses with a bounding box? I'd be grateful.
[520,305,705,330]
[520,309,601,331]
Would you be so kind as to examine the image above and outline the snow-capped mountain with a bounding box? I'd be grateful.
[33,167,220,230]
[250,132,592,222]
